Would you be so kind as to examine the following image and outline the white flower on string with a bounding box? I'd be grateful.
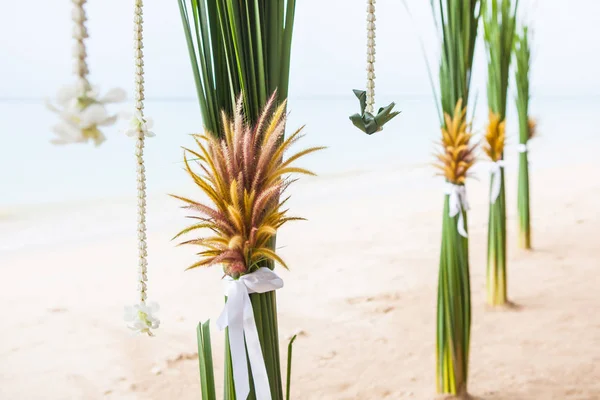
[124,110,156,138]
[124,0,159,335]
[124,302,160,336]
[47,0,126,146]
[46,80,126,146]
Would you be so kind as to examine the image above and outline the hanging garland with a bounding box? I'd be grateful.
[47,0,125,146]
[349,0,400,135]
[123,0,159,336]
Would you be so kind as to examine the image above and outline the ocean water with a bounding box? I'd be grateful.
[1,94,598,207]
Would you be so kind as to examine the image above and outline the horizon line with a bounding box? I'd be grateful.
[1,92,599,103]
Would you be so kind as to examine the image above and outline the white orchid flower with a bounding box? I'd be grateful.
[46,78,126,146]
[50,120,105,146]
[124,109,156,138]
[124,302,160,336]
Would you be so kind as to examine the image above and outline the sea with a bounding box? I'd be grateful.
[1,94,598,207]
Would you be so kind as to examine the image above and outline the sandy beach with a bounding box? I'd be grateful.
[1,155,599,400]
[1,0,599,396]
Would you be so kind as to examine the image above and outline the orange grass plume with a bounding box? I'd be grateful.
[434,99,476,185]
[483,111,506,162]
[527,118,537,140]
[171,94,325,278]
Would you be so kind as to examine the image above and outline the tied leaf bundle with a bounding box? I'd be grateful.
[514,25,534,249]
[431,0,481,396]
[173,96,323,400]
[483,0,518,307]
[349,90,400,135]
[177,1,297,398]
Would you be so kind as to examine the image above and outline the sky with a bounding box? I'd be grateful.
[0,0,599,100]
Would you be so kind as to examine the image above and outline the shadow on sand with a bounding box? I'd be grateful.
[484,300,524,312]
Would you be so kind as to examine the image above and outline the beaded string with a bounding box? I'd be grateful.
[71,0,89,85]
[133,0,148,307]
[124,0,159,337]
[366,0,376,114]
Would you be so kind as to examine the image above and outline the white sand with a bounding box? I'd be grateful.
[1,159,599,399]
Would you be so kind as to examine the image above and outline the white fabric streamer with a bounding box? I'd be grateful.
[489,160,505,204]
[216,267,284,400]
[445,183,469,238]
[517,143,528,153]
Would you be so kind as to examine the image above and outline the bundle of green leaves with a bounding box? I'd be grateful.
[514,25,535,249]
[173,95,322,399]
[430,0,482,395]
[177,1,298,397]
[483,0,519,306]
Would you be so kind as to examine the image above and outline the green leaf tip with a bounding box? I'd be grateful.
[196,320,216,400]
[286,334,298,400]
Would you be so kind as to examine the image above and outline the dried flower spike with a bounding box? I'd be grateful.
[434,99,476,185]
[172,94,325,278]
[527,118,537,140]
[483,111,506,162]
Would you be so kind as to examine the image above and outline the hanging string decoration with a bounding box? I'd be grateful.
[123,0,159,336]
[46,0,125,146]
[349,0,400,135]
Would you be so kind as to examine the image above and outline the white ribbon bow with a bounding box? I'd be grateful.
[489,160,505,204]
[445,183,469,238]
[517,142,528,153]
[216,267,284,400]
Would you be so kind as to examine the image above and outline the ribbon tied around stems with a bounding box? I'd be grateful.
[445,183,470,238]
[489,160,505,204]
[216,267,284,400]
[517,142,528,153]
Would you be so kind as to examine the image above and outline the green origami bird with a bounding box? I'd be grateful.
[349,89,400,135]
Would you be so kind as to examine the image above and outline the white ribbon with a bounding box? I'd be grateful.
[489,160,505,204]
[517,142,528,153]
[216,267,284,400]
[445,183,469,238]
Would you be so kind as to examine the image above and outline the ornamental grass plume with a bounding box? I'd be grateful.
[527,118,537,140]
[483,0,519,307]
[434,99,477,185]
[172,95,323,400]
[483,111,506,163]
[172,95,323,277]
